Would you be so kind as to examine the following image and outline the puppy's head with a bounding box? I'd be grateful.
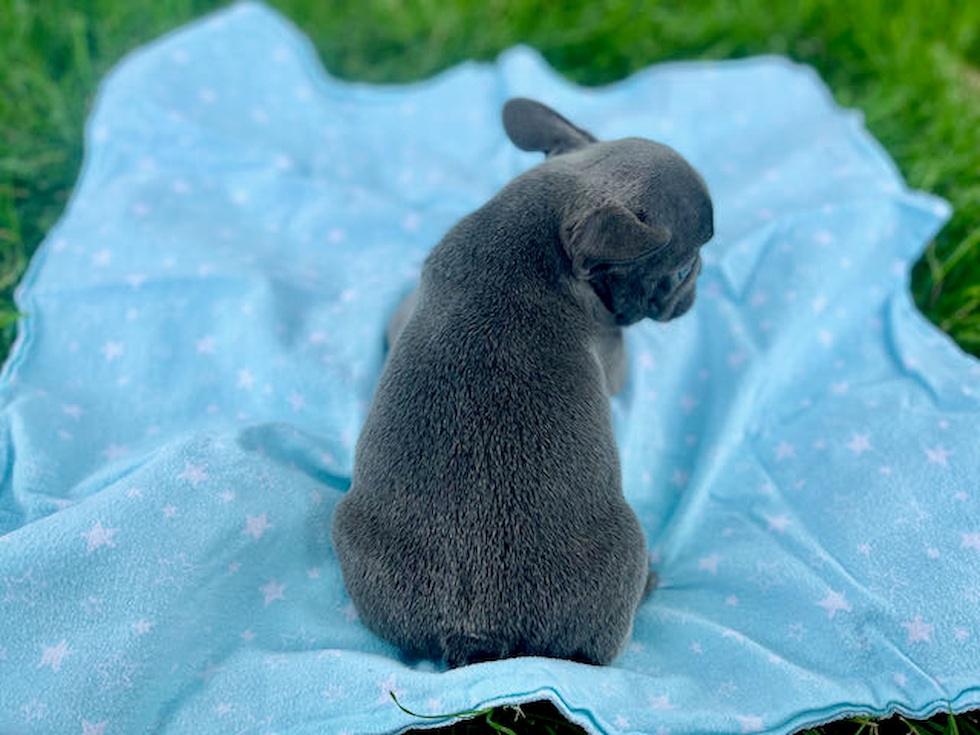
[503,98,713,326]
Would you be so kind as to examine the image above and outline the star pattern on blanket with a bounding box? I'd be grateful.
[37,639,73,673]
[81,720,107,735]
[94,653,138,693]
[243,513,273,540]
[80,521,118,554]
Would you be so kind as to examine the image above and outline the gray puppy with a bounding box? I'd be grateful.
[332,98,713,667]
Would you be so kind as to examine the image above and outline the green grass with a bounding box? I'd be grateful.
[1,0,978,733]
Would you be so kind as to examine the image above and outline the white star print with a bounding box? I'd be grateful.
[925,446,950,466]
[846,433,872,455]
[649,694,677,710]
[215,702,232,716]
[3,567,45,606]
[162,505,178,519]
[62,404,83,419]
[402,213,420,232]
[237,369,255,389]
[196,335,215,354]
[680,394,698,412]
[177,462,208,487]
[133,619,152,636]
[196,661,221,684]
[718,679,739,697]
[82,720,107,735]
[377,673,405,705]
[153,554,198,590]
[735,714,764,733]
[902,615,934,644]
[95,653,137,692]
[765,514,790,533]
[37,639,72,672]
[308,567,321,579]
[80,521,118,554]
[955,628,970,642]
[101,444,128,461]
[817,590,851,619]
[774,441,795,461]
[243,513,273,540]
[241,629,256,642]
[22,700,46,722]
[288,392,306,410]
[260,580,286,606]
[79,596,103,615]
[101,341,124,361]
[699,554,722,574]
[962,533,980,552]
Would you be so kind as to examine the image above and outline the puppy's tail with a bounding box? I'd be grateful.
[440,632,509,668]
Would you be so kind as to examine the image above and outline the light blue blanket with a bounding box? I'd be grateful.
[1,3,978,733]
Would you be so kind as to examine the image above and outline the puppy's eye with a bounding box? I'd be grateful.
[634,209,648,223]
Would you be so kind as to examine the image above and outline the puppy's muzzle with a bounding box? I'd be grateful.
[649,254,701,322]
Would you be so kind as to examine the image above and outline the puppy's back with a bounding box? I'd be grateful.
[333,261,649,665]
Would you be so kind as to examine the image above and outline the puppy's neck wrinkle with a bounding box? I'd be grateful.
[424,173,570,292]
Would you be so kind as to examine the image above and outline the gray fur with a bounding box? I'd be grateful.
[332,98,713,667]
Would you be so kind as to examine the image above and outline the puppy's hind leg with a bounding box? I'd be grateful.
[385,287,419,353]
[644,566,658,599]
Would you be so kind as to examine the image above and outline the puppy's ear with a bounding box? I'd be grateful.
[502,98,597,157]
[564,204,673,278]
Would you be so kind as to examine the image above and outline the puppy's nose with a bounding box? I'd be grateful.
[700,200,714,242]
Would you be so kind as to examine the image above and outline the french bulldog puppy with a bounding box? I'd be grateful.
[332,98,713,667]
